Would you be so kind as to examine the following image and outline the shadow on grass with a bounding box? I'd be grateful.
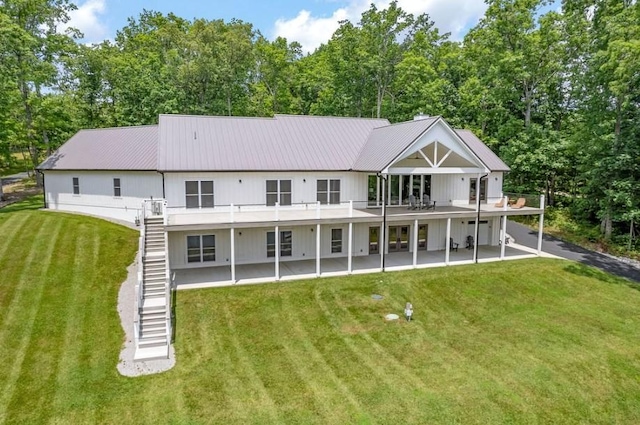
[564,262,640,291]
[0,194,43,214]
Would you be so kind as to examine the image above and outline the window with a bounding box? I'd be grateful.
[266,230,292,257]
[185,180,214,208]
[317,179,341,205]
[469,177,487,202]
[72,177,79,195]
[266,180,292,206]
[187,235,215,263]
[113,178,121,197]
[331,228,342,253]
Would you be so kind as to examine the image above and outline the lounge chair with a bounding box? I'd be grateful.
[449,238,459,252]
[407,194,418,210]
[421,194,435,210]
[510,198,526,209]
[494,198,506,208]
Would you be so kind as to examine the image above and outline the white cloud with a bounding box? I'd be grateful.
[273,0,488,53]
[60,0,109,42]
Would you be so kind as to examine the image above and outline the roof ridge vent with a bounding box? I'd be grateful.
[414,112,429,121]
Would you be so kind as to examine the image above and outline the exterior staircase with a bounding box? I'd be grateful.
[134,209,171,361]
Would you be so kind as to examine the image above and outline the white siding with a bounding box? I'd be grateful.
[164,171,367,210]
[44,170,163,222]
[487,172,504,203]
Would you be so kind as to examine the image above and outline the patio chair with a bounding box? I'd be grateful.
[449,238,459,252]
[494,198,506,208]
[421,194,435,210]
[408,194,418,210]
[466,235,474,250]
[510,198,526,209]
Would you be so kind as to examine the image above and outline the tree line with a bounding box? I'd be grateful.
[0,0,638,243]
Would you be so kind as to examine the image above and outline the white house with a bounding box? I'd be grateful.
[38,113,545,360]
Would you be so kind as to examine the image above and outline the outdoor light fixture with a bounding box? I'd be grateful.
[461,177,464,181]
[303,178,306,182]
[239,179,242,183]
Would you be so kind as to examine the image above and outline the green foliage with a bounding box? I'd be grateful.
[0,0,638,243]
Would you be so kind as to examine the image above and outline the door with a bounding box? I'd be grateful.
[369,227,379,255]
[417,225,428,250]
[467,221,489,245]
[388,226,410,252]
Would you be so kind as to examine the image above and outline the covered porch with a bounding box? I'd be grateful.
[174,244,536,289]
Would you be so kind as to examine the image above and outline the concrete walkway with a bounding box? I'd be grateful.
[0,171,30,184]
[507,220,640,283]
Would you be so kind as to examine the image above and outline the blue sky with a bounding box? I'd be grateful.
[64,0,493,52]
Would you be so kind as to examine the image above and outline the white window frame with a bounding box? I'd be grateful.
[266,180,292,206]
[331,228,343,253]
[317,179,341,205]
[185,180,214,209]
[186,234,216,263]
[113,178,121,197]
[72,177,80,195]
[266,230,292,257]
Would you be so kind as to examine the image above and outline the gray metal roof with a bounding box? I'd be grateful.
[38,126,158,170]
[352,117,439,171]
[157,114,390,171]
[39,114,509,174]
[454,129,510,172]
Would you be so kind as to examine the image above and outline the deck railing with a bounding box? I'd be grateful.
[503,193,544,209]
[133,220,145,348]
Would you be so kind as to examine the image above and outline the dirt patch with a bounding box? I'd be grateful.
[0,179,41,209]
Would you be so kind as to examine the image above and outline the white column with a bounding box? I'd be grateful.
[230,228,236,283]
[500,196,507,260]
[537,195,545,255]
[473,173,481,261]
[275,201,280,221]
[376,176,380,207]
[316,224,321,277]
[275,225,280,280]
[445,217,451,265]
[230,203,234,222]
[348,222,353,273]
[413,219,418,268]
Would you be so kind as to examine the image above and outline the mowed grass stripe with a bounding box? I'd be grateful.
[277,290,366,424]
[0,217,64,424]
[47,225,100,420]
[4,217,87,424]
[0,213,35,310]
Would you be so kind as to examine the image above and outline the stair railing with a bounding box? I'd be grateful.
[133,211,145,348]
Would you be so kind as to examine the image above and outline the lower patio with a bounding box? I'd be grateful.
[174,244,537,289]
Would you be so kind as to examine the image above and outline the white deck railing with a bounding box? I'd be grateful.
[133,219,145,348]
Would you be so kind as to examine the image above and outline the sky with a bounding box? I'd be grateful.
[63,0,490,52]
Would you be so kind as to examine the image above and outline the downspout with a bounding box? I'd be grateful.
[39,170,47,208]
[158,171,165,198]
[474,173,489,263]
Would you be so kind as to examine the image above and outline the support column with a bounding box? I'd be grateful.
[445,217,451,265]
[348,222,353,273]
[500,196,507,260]
[275,225,280,281]
[537,195,545,255]
[413,219,418,268]
[473,172,481,262]
[316,224,321,277]
[230,228,236,283]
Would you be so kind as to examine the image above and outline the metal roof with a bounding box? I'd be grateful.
[352,117,439,171]
[157,114,390,171]
[38,126,158,170]
[39,114,509,174]
[454,129,510,172]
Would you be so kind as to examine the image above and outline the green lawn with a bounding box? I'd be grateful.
[2,199,640,424]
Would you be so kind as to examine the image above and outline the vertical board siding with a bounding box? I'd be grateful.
[44,171,163,222]
[164,171,368,209]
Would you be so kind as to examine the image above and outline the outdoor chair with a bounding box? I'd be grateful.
[449,238,459,252]
[494,198,506,208]
[466,235,474,250]
[421,194,436,210]
[408,194,418,210]
[510,197,526,209]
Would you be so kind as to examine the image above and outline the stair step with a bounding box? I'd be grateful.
[141,316,166,324]
[134,345,169,361]
[138,337,168,348]
[141,327,166,336]
[141,312,166,320]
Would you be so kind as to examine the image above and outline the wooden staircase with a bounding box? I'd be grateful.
[134,215,171,361]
